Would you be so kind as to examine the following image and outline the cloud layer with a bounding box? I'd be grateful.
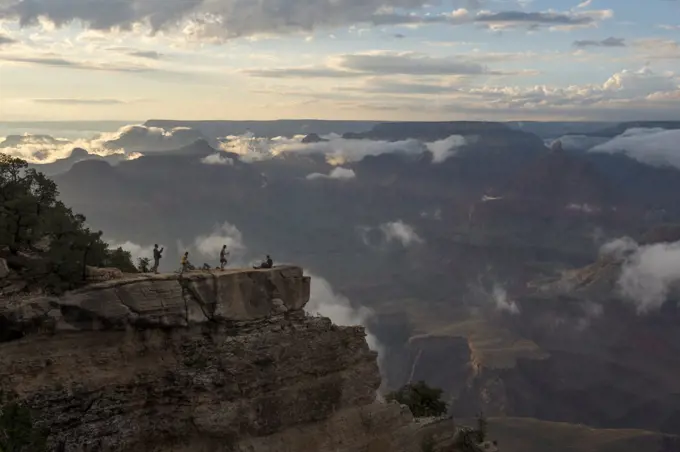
[590,128,680,169]
[0,124,204,163]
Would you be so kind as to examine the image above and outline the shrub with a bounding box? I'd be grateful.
[0,153,136,293]
[386,381,448,418]
[0,400,47,452]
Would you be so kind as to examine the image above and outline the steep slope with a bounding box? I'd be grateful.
[0,267,432,452]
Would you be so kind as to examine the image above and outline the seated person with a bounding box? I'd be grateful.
[253,255,273,269]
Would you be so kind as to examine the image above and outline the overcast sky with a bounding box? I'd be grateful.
[0,0,678,121]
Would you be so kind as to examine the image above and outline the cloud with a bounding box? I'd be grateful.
[425,135,467,163]
[0,0,481,40]
[0,124,205,163]
[590,128,680,169]
[473,9,613,31]
[573,37,626,48]
[128,50,164,59]
[491,285,520,314]
[245,51,525,78]
[193,222,247,263]
[221,132,472,165]
[0,54,158,72]
[606,238,680,313]
[306,167,356,180]
[379,220,424,247]
[0,1,613,41]
[31,98,126,105]
[304,271,384,364]
[0,33,15,45]
[108,240,154,264]
[201,153,234,165]
[599,236,639,260]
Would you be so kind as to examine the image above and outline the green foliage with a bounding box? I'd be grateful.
[105,247,137,273]
[0,400,47,452]
[137,257,150,273]
[0,153,136,293]
[386,381,448,418]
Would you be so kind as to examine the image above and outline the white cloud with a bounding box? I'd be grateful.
[379,220,424,247]
[0,124,204,163]
[491,284,520,314]
[611,239,680,313]
[201,153,234,165]
[425,134,467,163]
[0,0,481,41]
[590,128,680,169]
[193,222,247,263]
[304,271,384,364]
[306,167,356,180]
[219,132,470,165]
[600,236,639,260]
[108,240,154,264]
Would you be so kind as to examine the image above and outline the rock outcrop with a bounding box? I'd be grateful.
[0,266,448,451]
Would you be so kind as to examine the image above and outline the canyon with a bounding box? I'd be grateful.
[0,266,485,452]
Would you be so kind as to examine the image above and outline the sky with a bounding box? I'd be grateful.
[0,0,678,122]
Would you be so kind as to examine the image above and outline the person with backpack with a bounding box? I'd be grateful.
[152,244,164,274]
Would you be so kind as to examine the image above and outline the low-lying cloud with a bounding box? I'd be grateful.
[590,128,680,169]
[0,124,205,163]
[201,153,234,165]
[219,132,467,165]
[491,284,520,314]
[304,272,384,365]
[601,237,680,313]
[379,220,424,247]
[306,167,356,180]
[193,222,247,264]
[108,240,154,265]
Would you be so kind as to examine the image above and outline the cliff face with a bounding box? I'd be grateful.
[0,267,422,451]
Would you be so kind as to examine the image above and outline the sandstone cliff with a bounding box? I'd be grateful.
[1,266,458,452]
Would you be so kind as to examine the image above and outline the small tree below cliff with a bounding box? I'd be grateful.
[0,400,47,452]
[386,381,448,418]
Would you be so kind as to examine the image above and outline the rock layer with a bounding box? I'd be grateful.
[0,267,430,451]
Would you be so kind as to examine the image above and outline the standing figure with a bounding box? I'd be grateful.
[152,244,164,274]
[180,251,190,274]
[220,245,230,270]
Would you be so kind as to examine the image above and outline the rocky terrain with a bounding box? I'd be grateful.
[0,265,493,451]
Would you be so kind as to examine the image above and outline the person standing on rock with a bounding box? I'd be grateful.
[152,244,164,274]
[179,251,190,274]
[220,245,230,270]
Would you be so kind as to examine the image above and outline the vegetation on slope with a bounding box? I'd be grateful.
[387,381,448,418]
[0,153,136,294]
[0,392,47,452]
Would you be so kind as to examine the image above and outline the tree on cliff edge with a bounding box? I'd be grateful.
[386,381,448,418]
[0,153,136,293]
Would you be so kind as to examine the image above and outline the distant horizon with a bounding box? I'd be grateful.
[5,118,674,125]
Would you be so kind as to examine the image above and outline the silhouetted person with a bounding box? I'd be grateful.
[254,255,273,269]
[179,251,190,274]
[220,245,230,270]
[152,244,164,274]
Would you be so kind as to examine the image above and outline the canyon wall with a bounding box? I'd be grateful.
[0,267,428,452]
